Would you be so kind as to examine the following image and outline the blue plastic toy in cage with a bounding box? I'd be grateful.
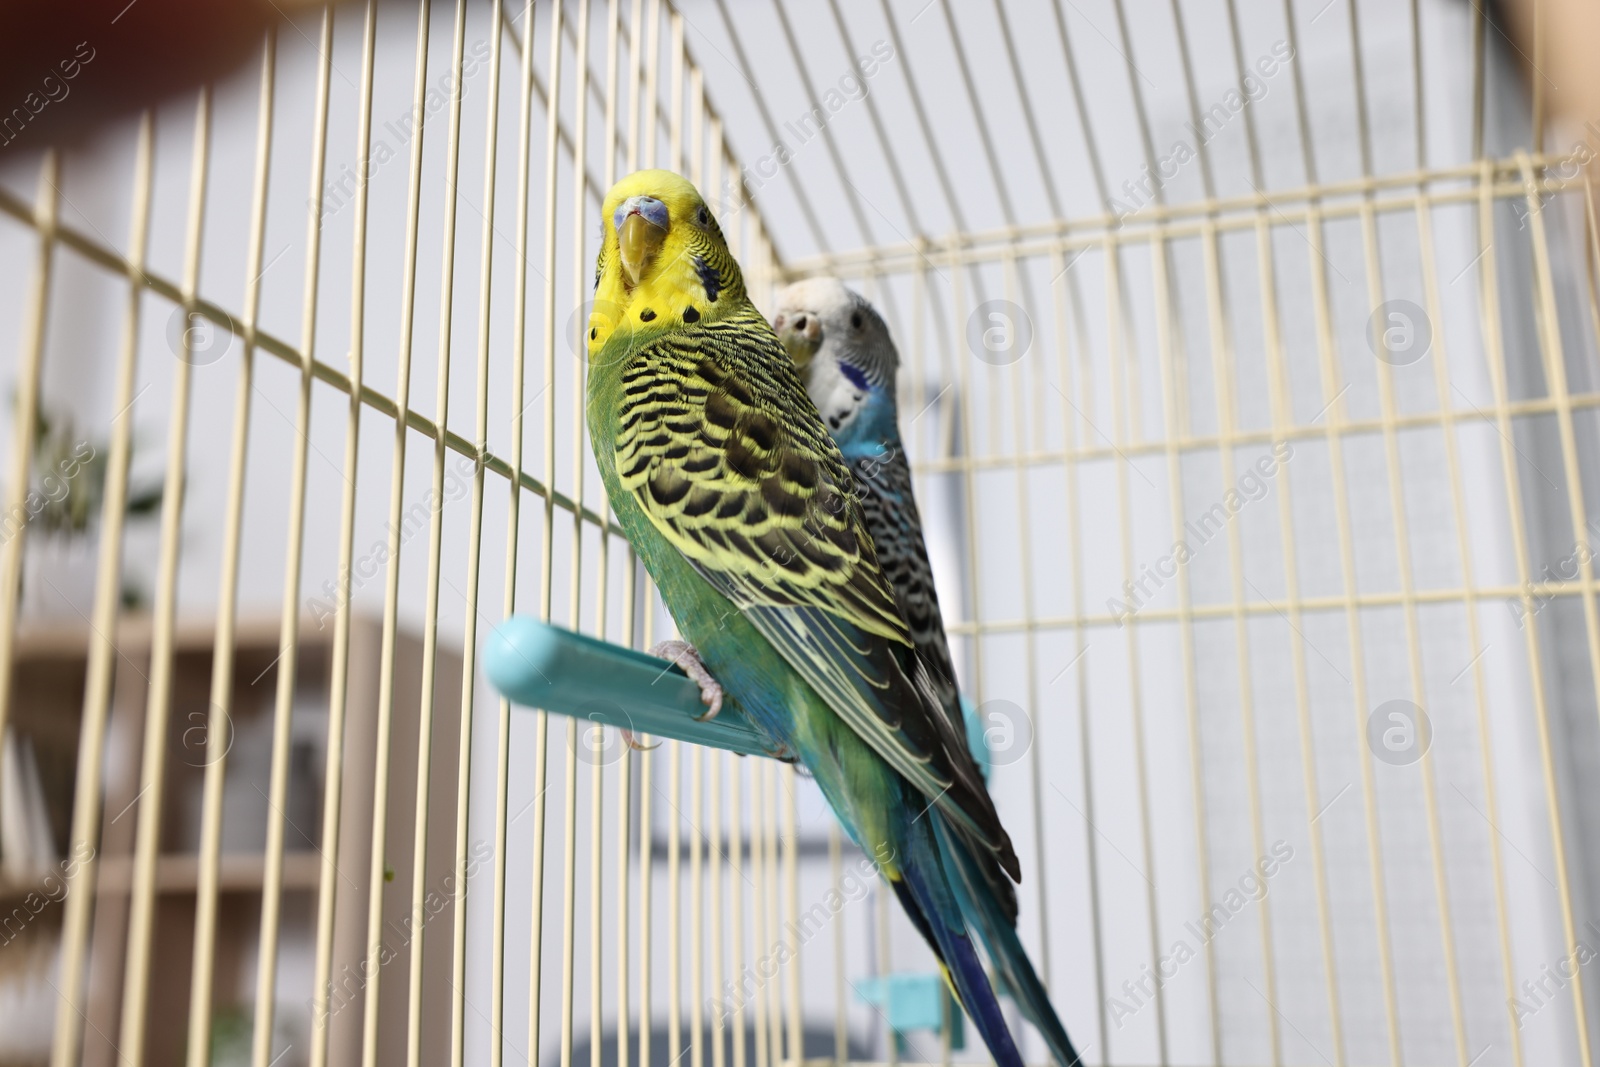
[852,972,966,1053]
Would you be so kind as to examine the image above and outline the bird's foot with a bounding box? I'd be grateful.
[619,729,660,751]
[649,639,724,722]
[760,738,799,764]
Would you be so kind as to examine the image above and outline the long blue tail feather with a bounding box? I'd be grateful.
[897,827,1024,1067]
[934,817,1083,1067]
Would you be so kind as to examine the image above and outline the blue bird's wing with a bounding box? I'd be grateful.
[851,441,964,733]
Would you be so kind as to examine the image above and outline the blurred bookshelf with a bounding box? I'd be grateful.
[0,613,463,1067]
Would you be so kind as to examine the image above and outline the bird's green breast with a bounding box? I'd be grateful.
[586,353,708,627]
[585,344,781,694]
[586,347,901,866]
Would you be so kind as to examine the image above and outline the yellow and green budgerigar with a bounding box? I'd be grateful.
[584,169,1075,1067]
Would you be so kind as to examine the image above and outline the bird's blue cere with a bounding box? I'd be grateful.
[615,194,669,233]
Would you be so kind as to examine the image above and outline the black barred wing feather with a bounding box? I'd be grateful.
[614,313,908,642]
[746,601,1014,876]
[853,448,963,733]
[854,448,1021,914]
[614,309,1019,878]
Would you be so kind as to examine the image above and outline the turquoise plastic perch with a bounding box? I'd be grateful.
[485,617,1001,770]
[487,618,997,1037]
[483,616,778,758]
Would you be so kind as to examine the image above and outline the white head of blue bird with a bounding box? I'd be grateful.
[772,277,900,444]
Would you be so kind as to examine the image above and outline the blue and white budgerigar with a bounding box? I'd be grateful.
[773,277,1079,1067]
[584,169,1073,1067]
[771,279,962,720]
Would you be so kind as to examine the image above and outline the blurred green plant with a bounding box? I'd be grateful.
[27,404,163,539]
[17,399,165,611]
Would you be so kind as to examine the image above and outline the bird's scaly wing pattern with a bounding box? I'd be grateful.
[614,305,907,640]
[610,304,1016,874]
[852,446,963,717]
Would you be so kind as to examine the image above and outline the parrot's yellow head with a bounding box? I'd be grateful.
[589,170,745,361]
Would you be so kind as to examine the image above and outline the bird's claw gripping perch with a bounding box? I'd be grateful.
[761,739,799,764]
[649,639,724,722]
[619,730,660,752]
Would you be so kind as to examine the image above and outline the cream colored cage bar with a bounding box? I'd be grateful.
[754,14,1600,1067]
[0,1,792,1066]
[800,181,1600,1060]
[800,167,1600,1067]
[704,5,1600,1067]
[4,3,1600,1067]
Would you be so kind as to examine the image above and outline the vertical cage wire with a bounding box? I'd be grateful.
[354,5,432,1066]
[401,2,469,1065]
[306,6,377,1065]
[5,2,1600,1066]
[119,83,213,1067]
[1410,180,1524,1067]
[0,1,794,1064]
[185,33,277,1067]
[805,170,1600,1065]
[48,116,148,1067]
[248,10,335,1067]
[0,152,54,754]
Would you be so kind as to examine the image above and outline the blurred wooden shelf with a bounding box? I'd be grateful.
[4,612,466,1067]
[12,613,328,661]
[0,851,319,899]
[0,870,59,901]
[93,851,322,895]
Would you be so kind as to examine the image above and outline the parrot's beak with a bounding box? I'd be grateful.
[616,195,669,289]
[772,311,822,375]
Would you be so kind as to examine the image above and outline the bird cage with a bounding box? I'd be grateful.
[0,1,1596,1066]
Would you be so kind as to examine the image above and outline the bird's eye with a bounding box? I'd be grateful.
[850,311,863,330]
[695,206,709,226]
